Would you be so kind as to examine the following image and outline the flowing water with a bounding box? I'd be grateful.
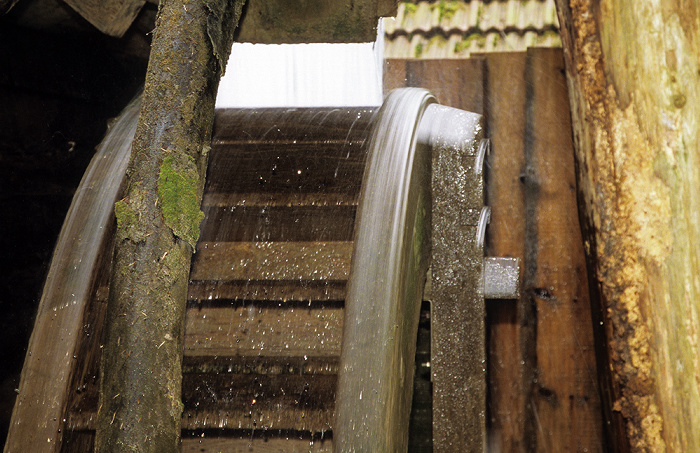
[6,95,140,452]
[41,95,140,315]
[11,90,439,452]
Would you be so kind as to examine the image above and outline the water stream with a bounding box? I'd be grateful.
[40,95,140,316]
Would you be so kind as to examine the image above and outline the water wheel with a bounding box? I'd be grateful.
[7,88,486,452]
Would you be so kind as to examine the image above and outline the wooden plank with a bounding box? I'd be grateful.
[234,0,379,43]
[184,302,343,358]
[199,206,356,242]
[383,59,407,98]
[384,58,485,114]
[182,355,340,376]
[526,48,604,452]
[483,52,530,452]
[205,143,367,195]
[213,108,375,144]
[407,58,485,114]
[181,373,335,431]
[61,430,335,452]
[190,241,353,281]
[202,192,358,207]
[181,436,333,452]
[188,280,347,302]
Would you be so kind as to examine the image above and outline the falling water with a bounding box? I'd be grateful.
[5,95,140,451]
[41,95,139,315]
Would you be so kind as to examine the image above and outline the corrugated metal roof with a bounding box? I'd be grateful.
[384,0,561,58]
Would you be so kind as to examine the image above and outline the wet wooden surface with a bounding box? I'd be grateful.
[386,48,605,452]
[53,107,372,452]
[483,51,531,452]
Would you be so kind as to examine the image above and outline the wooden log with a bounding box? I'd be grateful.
[555,0,700,450]
[95,0,245,451]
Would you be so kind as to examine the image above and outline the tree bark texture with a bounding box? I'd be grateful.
[95,0,244,451]
[555,0,700,451]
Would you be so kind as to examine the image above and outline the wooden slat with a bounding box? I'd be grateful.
[205,143,367,195]
[395,58,486,114]
[62,0,146,37]
[484,51,530,452]
[182,355,339,376]
[188,280,347,302]
[181,373,335,431]
[526,48,604,452]
[199,206,356,242]
[184,302,343,358]
[212,108,375,143]
[202,192,358,207]
[484,49,604,451]
[190,241,353,282]
[181,436,333,452]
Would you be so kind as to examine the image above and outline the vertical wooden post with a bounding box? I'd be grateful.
[485,49,604,452]
[556,0,700,449]
[95,1,244,451]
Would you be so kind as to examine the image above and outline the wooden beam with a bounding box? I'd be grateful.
[555,0,700,450]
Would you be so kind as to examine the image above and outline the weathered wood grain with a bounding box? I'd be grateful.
[63,0,145,37]
[190,241,353,282]
[181,436,333,452]
[525,48,604,452]
[181,373,336,431]
[556,0,700,450]
[184,302,343,358]
[199,205,356,242]
[484,51,529,452]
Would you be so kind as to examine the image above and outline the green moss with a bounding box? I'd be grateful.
[454,33,486,54]
[158,153,204,250]
[114,191,150,243]
[114,199,138,240]
[402,2,417,14]
[475,4,483,27]
[432,0,460,22]
[414,41,424,58]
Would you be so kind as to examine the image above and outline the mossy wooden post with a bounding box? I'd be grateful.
[95,0,244,451]
[555,0,700,451]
